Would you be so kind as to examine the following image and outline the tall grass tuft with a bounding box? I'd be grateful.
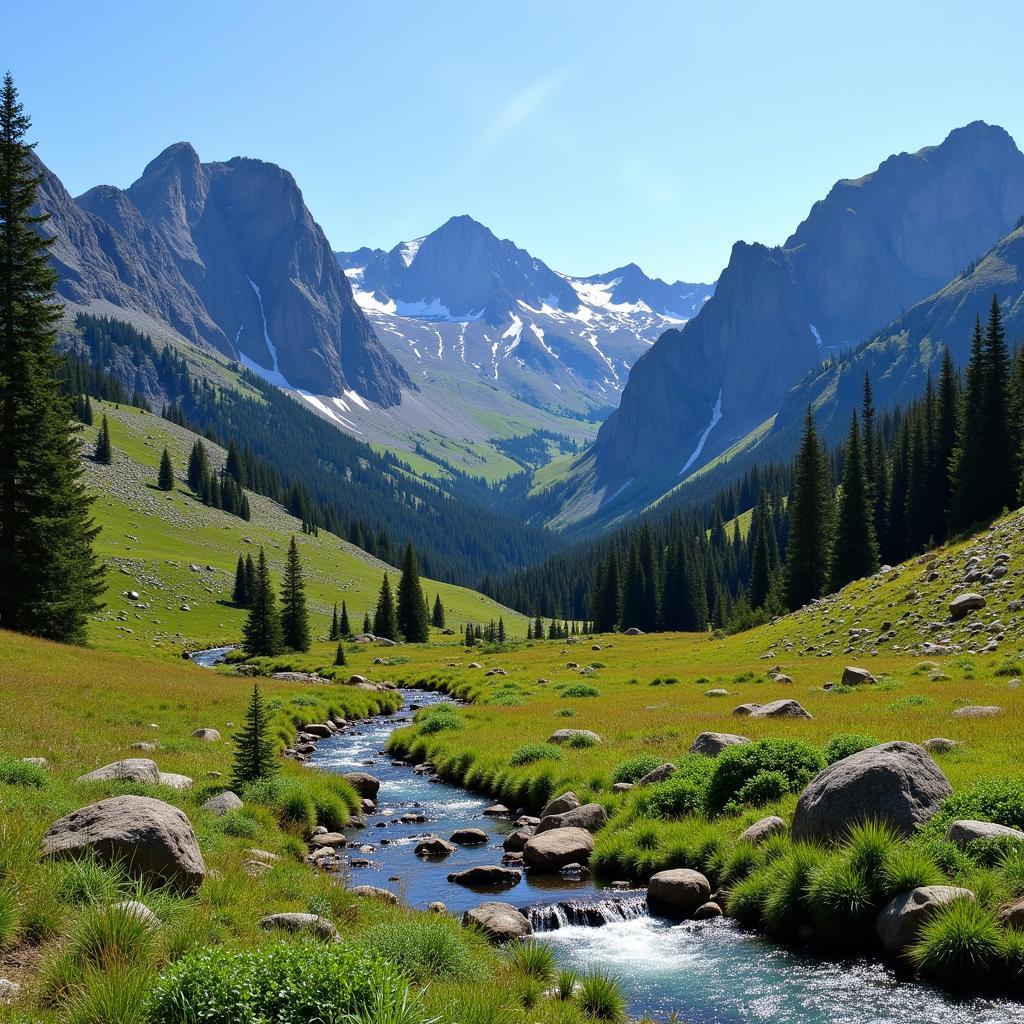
[879,844,944,900]
[64,964,152,1024]
[577,968,626,1022]
[762,845,824,936]
[507,940,556,983]
[556,968,579,1000]
[0,883,18,948]
[357,917,489,983]
[910,899,1002,983]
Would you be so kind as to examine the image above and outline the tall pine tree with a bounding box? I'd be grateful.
[157,447,174,491]
[94,415,113,464]
[373,572,398,640]
[231,684,277,787]
[950,318,988,531]
[242,548,282,656]
[829,412,878,591]
[395,541,429,642]
[279,537,310,651]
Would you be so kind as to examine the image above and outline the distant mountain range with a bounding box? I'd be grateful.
[549,121,1024,530]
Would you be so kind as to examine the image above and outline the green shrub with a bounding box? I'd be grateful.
[219,810,260,839]
[887,694,933,711]
[806,858,876,938]
[637,757,714,819]
[559,683,600,698]
[0,756,47,787]
[358,918,487,984]
[822,734,877,765]
[417,706,465,735]
[507,941,556,983]
[1000,847,1024,896]
[910,899,1002,982]
[879,844,944,900]
[148,941,403,1023]
[927,776,1024,834]
[577,968,626,1022]
[610,754,661,785]
[705,739,825,816]
[509,743,563,766]
[731,770,789,809]
[489,693,525,707]
[553,708,576,718]
[963,835,1024,869]
[762,845,825,936]
[567,731,598,749]
[277,781,317,835]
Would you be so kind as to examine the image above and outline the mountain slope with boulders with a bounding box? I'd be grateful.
[553,121,1024,531]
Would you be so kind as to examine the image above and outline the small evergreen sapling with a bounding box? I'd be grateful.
[231,683,277,787]
[157,447,174,491]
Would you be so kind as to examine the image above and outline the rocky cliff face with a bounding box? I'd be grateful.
[581,121,1024,521]
[36,144,409,406]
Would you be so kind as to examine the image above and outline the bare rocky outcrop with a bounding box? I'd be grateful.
[690,733,750,757]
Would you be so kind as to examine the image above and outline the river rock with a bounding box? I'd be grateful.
[523,827,594,872]
[690,732,750,757]
[949,593,986,619]
[946,820,1024,849]
[541,791,581,817]
[482,804,509,817]
[951,705,1002,718]
[416,836,457,857]
[750,699,812,719]
[304,724,333,739]
[429,901,447,913]
[310,832,347,848]
[259,912,339,942]
[343,772,380,799]
[535,803,608,834]
[693,901,723,920]
[739,815,787,845]
[503,828,533,852]
[41,795,205,894]
[450,827,489,845]
[876,886,975,953]
[78,758,160,784]
[791,742,951,843]
[446,865,521,887]
[192,728,220,741]
[647,868,712,919]
[112,900,160,929]
[637,764,677,786]
[841,666,876,686]
[548,729,602,745]
[349,885,400,904]
[463,901,532,942]
[202,791,243,816]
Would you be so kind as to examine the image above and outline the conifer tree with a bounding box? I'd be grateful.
[232,554,250,606]
[157,447,174,491]
[980,296,1015,516]
[950,318,988,531]
[187,439,208,492]
[94,415,113,464]
[497,617,506,643]
[231,683,277,787]
[340,600,351,637]
[363,610,372,634]
[242,548,282,656]
[929,348,959,545]
[432,593,445,629]
[829,412,878,591]
[783,408,833,610]
[593,549,622,633]
[904,414,930,554]
[329,603,339,641]
[526,620,533,640]
[279,536,310,652]
[465,621,476,646]
[534,613,543,639]
[373,572,398,640]
[244,554,256,601]
[620,540,646,630]
[749,491,775,609]
[334,641,346,666]
[0,74,104,642]
[395,541,429,642]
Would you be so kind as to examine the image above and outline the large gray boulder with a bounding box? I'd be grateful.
[690,732,750,757]
[415,836,457,857]
[548,729,602,745]
[446,865,520,887]
[342,772,380,799]
[739,816,786,845]
[841,666,876,686]
[647,869,712,919]
[946,820,1024,849]
[540,791,580,817]
[535,803,608,834]
[78,758,160,784]
[41,795,205,894]
[949,592,986,619]
[259,912,339,942]
[792,742,951,843]
[201,791,243,816]
[463,902,532,942]
[750,699,812,719]
[637,764,677,786]
[876,886,975,953]
[523,827,594,872]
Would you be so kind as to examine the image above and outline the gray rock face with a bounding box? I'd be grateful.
[548,729,602,745]
[462,901,532,942]
[342,772,380,799]
[949,592,986,619]
[739,816,787,845]
[750,699,812,719]
[78,758,160,784]
[446,865,521,887]
[841,666,876,686]
[690,732,750,757]
[876,886,975,953]
[637,764,677,786]
[647,869,712,919]
[792,742,952,843]
[259,913,339,942]
[41,795,206,894]
[201,791,243,816]
[535,804,608,834]
[541,792,581,817]
[192,728,220,741]
[523,827,595,872]
[946,820,1024,849]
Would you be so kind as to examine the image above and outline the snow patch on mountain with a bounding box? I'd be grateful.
[679,389,723,476]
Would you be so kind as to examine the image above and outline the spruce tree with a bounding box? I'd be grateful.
[340,600,351,637]
[620,540,646,630]
[187,439,208,492]
[950,318,988,531]
[829,412,878,591]
[0,74,104,642]
[373,572,398,640]
[929,348,959,545]
[980,295,1015,515]
[231,683,277,787]
[244,554,256,602]
[157,447,174,491]
[363,610,372,634]
[465,621,476,646]
[432,593,445,629]
[395,541,429,642]
[94,415,113,464]
[592,549,621,633]
[904,414,930,554]
[279,536,310,652]
[749,491,775,609]
[232,554,250,607]
[334,641,346,666]
[242,548,282,656]
[329,603,339,642]
[497,616,506,643]
[783,408,833,610]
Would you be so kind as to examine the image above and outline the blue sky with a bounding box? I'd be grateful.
[9,1,1024,282]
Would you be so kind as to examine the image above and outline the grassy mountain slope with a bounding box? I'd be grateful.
[82,401,525,659]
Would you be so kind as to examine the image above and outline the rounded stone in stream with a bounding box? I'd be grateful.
[647,869,712,919]
[415,836,456,857]
[344,772,381,799]
[541,791,580,817]
[463,902,532,942]
[523,827,594,872]
[450,827,489,845]
[447,865,521,887]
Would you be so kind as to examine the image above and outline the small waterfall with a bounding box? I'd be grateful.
[528,893,648,931]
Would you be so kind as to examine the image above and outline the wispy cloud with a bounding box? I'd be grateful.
[466,69,571,164]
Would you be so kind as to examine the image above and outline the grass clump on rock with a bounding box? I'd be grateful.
[910,899,1003,984]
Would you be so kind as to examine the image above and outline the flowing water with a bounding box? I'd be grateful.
[302,688,1024,1021]
[189,646,235,668]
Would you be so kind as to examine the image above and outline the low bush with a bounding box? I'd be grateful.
[0,756,47,788]
[417,705,465,735]
[509,743,563,766]
[637,758,714,819]
[731,770,789,809]
[610,754,661,785]
[219,810,260,839]
[822,734,877,765]
[705,739,825,816]
[558,683,600,698]
[358,917,488,984]
[925,776,1024,834]
[148,941,403,1024]
[567,731,599,749]
[910,899,1002,983]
